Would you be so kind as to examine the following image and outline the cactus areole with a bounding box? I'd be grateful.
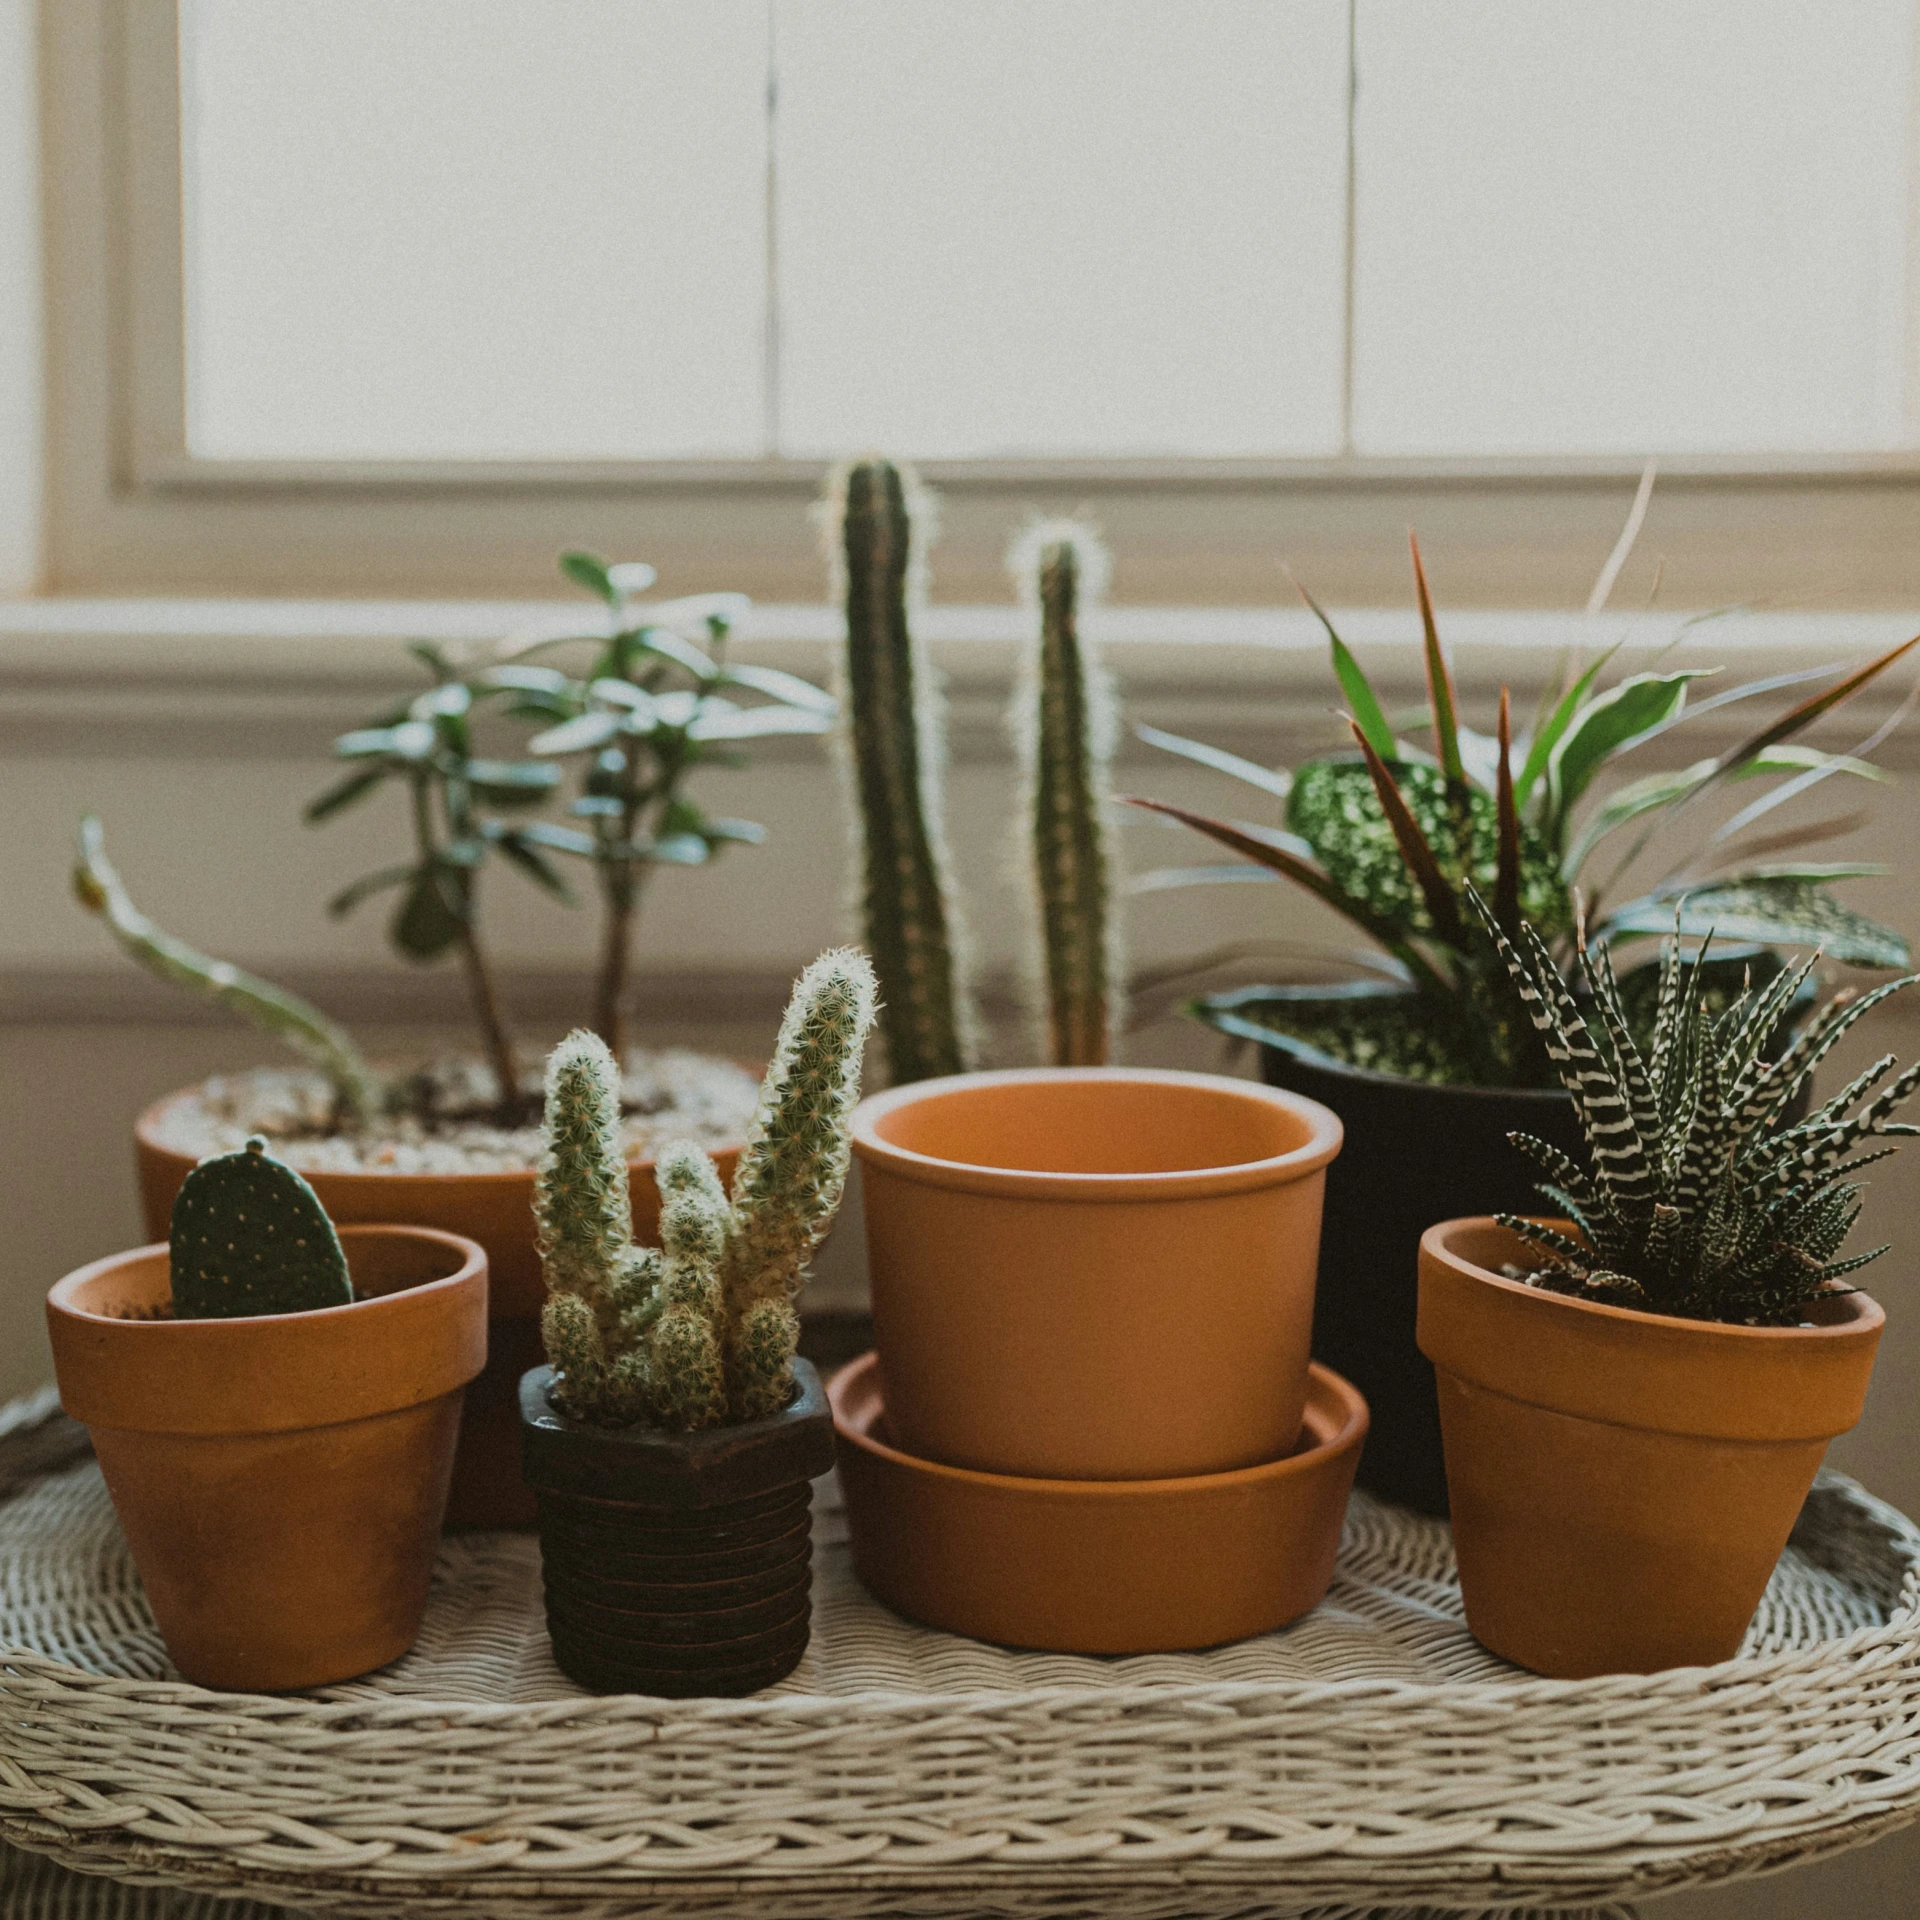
[169,1136,353,1319]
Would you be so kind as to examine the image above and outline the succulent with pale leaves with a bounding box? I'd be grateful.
[1127,528,1915,1088]
[535,948,879,1428]
[1010,521,1123,1067]
[829,458,973,1084]
[1479,892,1920,1326]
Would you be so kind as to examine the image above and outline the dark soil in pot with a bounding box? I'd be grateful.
[519,1359,835,1697]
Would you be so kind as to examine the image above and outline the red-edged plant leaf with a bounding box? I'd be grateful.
[1714,634,1920,774]
[1345,720,1465,945]
[1494,687,1520,936]
[1410,532,1465,786]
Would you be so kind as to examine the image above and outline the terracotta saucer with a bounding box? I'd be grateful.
[830,1353,1367,1654]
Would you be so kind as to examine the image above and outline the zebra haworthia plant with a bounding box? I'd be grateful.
[1476,889,1920,1327]
[535,948,878,1430]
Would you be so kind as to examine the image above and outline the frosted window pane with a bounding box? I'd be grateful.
[775,0,1349,460]
[181,0,769,460]
[1350,1,1913,456]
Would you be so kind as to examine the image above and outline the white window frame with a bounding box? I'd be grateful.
[35,0,1920,606]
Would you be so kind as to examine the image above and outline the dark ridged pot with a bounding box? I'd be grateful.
[1202,985,1583,1517]
[519,1360,835,1697]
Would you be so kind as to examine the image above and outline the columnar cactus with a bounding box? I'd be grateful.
[1010,522,1122,1066]
[169,1136,353,1319]
[534,949,879,1429]
[829,458,972,1084]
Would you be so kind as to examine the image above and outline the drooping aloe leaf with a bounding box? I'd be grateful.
[1409,533,1465,786]
[1136,723,1292,800]
[1600,877,1910,968]
[1545,671,1709,833]
[1286,756,1571,939]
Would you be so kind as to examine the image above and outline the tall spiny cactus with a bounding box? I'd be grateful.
[723,947,881,1415]
[829,458,972,1084]
[534,949,878,1429]
[1010,522,1123,1066]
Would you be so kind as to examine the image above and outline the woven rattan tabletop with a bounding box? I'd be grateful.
[2,1384,1918,1919]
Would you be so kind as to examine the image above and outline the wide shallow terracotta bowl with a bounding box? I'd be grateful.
[851,1067,1343,1481]
[137,1093,741,1530]
[831,1351,1367,1654]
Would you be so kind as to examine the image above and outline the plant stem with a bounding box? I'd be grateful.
[593,881,636,1062]
[458,923,522,1119]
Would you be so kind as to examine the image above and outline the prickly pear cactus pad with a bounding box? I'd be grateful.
[168,1136,353,1319]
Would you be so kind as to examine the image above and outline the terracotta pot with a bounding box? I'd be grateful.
[136,1092,740,1530]
[832,1351,1366,1652]
[851,1067,1341,1480]
[1418,1216,1885,1677]
[519,1359,835,1697]
[46,1224,487,1692]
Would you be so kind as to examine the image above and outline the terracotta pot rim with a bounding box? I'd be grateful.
[49,1224,486,1331]
[850,1066,1343,1200]
[136,1087,748,1186]
[834,1353,1368,1495]
[1421,1215,1886,1345]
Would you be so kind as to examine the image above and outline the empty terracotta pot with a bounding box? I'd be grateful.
[520,1359,835,1697]
[851,1067,1342,1480]
[1419,1217,1885,1678]
[46,1224,487,1692]
[832,1351,1366,1652]
[136,1093,739,1530]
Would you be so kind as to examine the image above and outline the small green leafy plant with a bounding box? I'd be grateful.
[1128,535,1915,1087]
[76,554,834,1126]
[1479,890,1920,1326]
[535,948,878,1429]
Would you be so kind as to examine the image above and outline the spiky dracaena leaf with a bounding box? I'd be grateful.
[722,947,880,1416]
[1472,889,1920,1325]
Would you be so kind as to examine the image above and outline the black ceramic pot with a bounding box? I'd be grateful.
[519,1359,835,1696]
[1202,985,1582,1517]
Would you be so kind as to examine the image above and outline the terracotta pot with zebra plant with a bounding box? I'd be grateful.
[1420,899,1907,1678]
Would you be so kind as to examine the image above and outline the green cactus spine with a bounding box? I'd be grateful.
[533,949,878,1429]
[830,458,972,1084]
[168,1136,352,1319]
[1011,522,1122,1066]
[723,947,880,1416]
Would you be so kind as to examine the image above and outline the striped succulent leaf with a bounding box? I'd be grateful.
[1470,887,1920,1326]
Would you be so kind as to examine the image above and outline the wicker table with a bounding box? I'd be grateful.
[2,1385,1918,1920]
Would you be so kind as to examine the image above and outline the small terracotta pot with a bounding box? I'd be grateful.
[832,1351,1366,1652]
[46,1224,487,1692]
[136,1092,741,1530]
[1418,1216,1885,1677]
[850,1067,1342,1480]
[519,1359,835,1697]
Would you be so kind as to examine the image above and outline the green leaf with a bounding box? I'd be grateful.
[1512,648,1616,815]
[530,710,622,756]
[652,832,710,865]
[409,681,472,723]
[466,759,562,807]
[1547,671,1708,829]
[513,819,597,856]
[407,640,457,681]
[304,766,386,824]
[334,721,435,761]
[1601,878,1911,968]
[1286,756,1571,940]
[631,626,719,681]
[1329,635,1397,764]
[1135,723,1292,800]
[326,864,416,919]
[688,701,833,740]
[391,867,466,960]
[560,550,617,604]
[1129,863,1282,894]
[489,828,577,903]
[721,662,838,714]
[482,663,572,697]
[700,816,767,847]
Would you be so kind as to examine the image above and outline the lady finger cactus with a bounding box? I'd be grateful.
[723,948,880,1416]
[1010,522,1122,1066]
[830,458,973,1083]
[647,1143,729,1430]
